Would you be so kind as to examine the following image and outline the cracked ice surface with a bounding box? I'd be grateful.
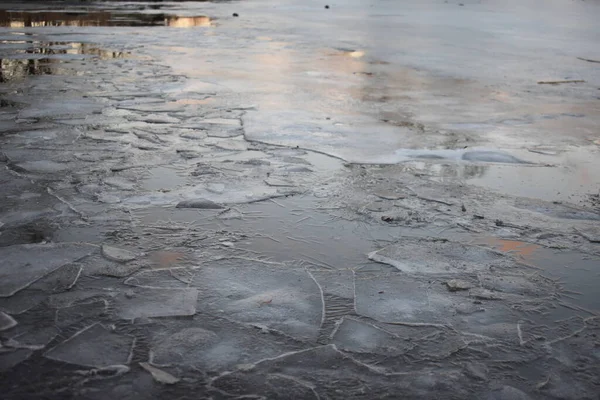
[0,243,96,297]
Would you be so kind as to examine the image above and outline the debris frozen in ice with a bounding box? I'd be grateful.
[0,311,17,331]
[44,323,134,368]
[115,288,198,319]
[0,243,96,297]
[101,245,137,263]
[139,362,179,384]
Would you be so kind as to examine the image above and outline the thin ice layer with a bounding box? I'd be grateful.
[0,243,96,297]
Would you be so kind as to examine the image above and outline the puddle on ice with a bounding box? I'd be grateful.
[0,41,129,81]
[0,10,212,28]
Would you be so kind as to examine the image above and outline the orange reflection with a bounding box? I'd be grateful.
[480,237,541,261]
[165,16,211,28]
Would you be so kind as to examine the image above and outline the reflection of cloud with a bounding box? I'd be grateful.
[166,16,211,28]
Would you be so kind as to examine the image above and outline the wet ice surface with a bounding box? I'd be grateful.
[0,0,600,398]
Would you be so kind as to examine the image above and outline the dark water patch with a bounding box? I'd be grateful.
[0,41,129,81]
[0,10,212,28]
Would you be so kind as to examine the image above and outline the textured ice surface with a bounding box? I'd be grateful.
[195,259,323,340]
[101,245,137,263]
[44,323,134,368]
[148,315,302,370]
[0,311,17,331]
[0,349,33,371]
[355,271,458,323]
[213,344,472,398]
[14,160,69,174]
[125,268,194,289]
[368,238,518,275]
[331,318,407,355]
[0,243,96,297]
[115,287,198,319]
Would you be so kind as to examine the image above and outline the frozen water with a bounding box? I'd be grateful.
[147,315,302,370]
[55,299,108,329]
[101,245,137,263]
[576,226,600,243]
[487,385,532,400]
[462,151,529,164]
[354,271,458,323]
[331,318,408,355]
[0,243,96,297]
[139,362,179,384]
[368,238,519,275]
[0,311,17,331]
[44,323,134,368]
[125,268,194,289]
[14,160,68,174]
[0,349,33,371]
[176,199,224,209]
[195,259,323,341]
[115,287,198,319]
[29,263,82,293]
[213,344,472,398]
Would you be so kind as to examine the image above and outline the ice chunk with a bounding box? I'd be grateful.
[213,344,471,398]
[152,327,219,365]
[354,271,458,323]
[331,318,408,355]
[487,385,532,400]
[55,300,108,329]
[29,263,82,293]
[115,288,198,319]
[148,315,302,371]
[14,160,68,174]
[575,226,600,243]
[101,245,137,263]
[139,362,179,384]
[0,349,33,371]
[125,268,194,289]
[44,323,134,368]
[368,238,517,275]
[0,243,96,297]
[195,259,323,340]
[0,311,17,331]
